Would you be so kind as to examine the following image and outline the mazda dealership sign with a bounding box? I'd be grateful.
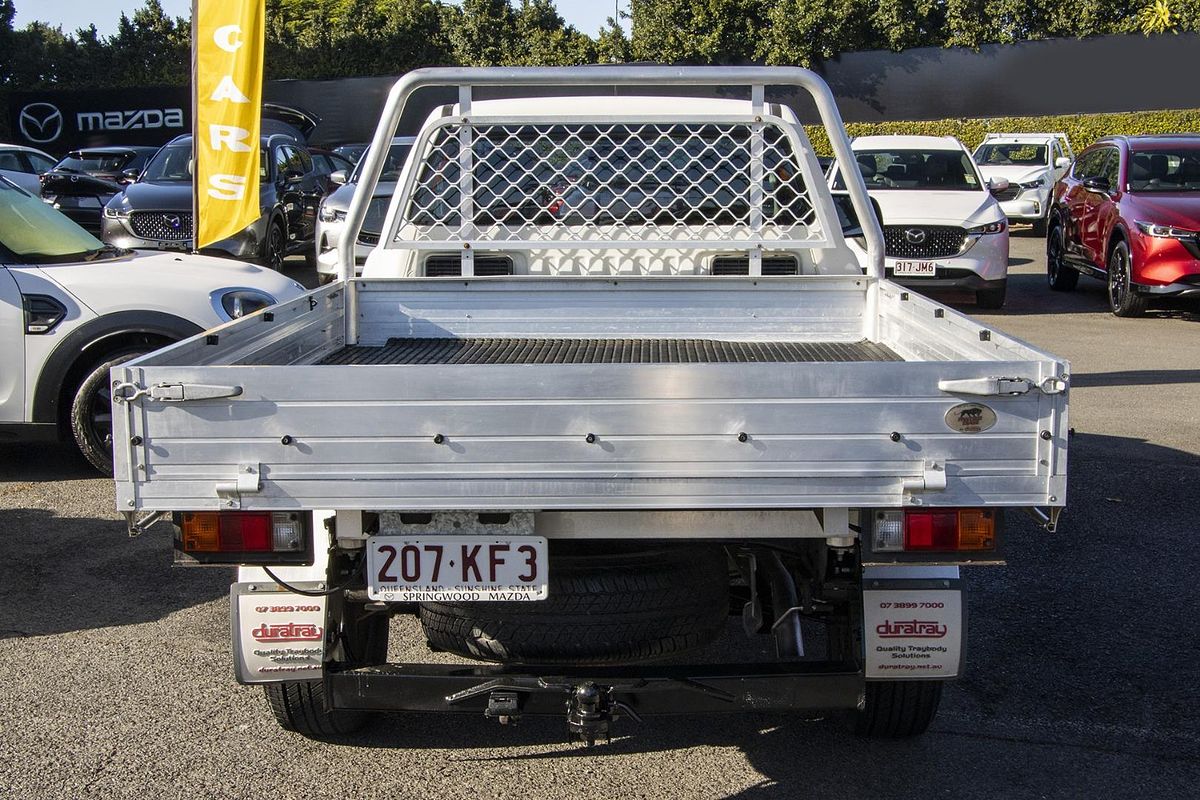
[9,86,190,154]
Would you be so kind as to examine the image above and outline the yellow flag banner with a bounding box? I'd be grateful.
[193,0,265,249]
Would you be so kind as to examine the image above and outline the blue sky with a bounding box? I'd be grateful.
[13,0,631,37]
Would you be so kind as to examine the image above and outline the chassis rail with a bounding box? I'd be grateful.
[327,661,865,716]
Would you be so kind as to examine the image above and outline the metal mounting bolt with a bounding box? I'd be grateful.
[129,435,143,446]
[126,500,135,507]
[890,431,902,442]
[433,433,445,445]
[1049,496,1057,503]
[1040,430,1052,440]
[280,435,293,446]
[737,432,749,443]
[585,433,597,444]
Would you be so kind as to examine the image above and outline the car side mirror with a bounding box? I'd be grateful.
[330,169,347,186]
[987,177,1010,196]
[282,168,305,185]
[1055,157,1071,169]
[1082,176,1111,193]
[121,168,140,182]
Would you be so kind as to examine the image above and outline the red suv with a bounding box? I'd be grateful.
[1046,135,1200,316]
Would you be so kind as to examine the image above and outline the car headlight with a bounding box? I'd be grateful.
[319,205,347,223]
[1135,221,1197,239]
[1018,179,1044,190]
[220,289,276,319]
[968,220,1007,235]
[103,204,129,219]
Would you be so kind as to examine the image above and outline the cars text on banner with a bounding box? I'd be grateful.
[193,0,264,250]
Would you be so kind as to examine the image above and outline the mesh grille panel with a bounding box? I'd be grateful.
[321,338,900,366]
[401,120,823,246]
[992,185,1020,201]
[423,255,514,277]
[710,256,799,275]
[130,211,193,240]
[883,225,966,259]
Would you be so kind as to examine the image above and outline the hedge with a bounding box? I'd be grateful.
[805,108,1200,157]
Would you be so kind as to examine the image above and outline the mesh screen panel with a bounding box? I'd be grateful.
[399,120,823,247]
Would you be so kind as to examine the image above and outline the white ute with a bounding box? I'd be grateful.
[973,132,1073,235]
[0,176,305,472]
[111,68,1069,745]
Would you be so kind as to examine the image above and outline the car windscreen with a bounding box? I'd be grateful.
[1128,148,1200,192]
[974,143,1048,167]
[55,151,134,174]
[835,149,983,191]
[0,179,107,262]
[141,144,270,182]
[140,145,193,181]
[350,142,413,183]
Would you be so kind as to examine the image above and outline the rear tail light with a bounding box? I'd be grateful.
[873,509,996,553]
[176,511,308,565]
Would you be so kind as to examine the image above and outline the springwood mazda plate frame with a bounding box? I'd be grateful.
[366,536,549,602]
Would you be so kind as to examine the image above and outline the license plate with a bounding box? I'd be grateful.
[891,260,937,276]
[158,240,190,250]
[366,536,548,602]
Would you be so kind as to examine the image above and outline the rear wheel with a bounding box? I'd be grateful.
[419,543,729,665]
[1108,239,1147,317]
[259,220,286,271]
[264,603,387,739]
[264,681,368,740]
[1046,222,1078,291]
[69,349,148,475]
[1031,214,1047,237]
[854,680,944,738]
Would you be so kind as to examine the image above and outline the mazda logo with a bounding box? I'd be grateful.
[18,102,64,144]
[904,228,926,244]
[164,215,182,229]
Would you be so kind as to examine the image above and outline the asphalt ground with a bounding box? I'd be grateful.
[2,230,1198,799]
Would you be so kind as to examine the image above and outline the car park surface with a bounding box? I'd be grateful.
[2,232,1196,798]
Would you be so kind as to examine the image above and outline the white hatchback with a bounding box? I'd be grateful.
[832,134,1011,308]
[0,176,306,473]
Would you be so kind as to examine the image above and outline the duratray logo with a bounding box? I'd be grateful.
[876,619,948,638]
[77,108,185,132]
[251,622,324,643]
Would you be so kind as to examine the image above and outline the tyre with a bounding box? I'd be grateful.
[69,349,147,475]
[1046,222,1078,292]
[305,246,319,271]
[264,603,386,739]
[975,280,1007,309]
[1107,239,1147,317]
[264,681,369,740]
[1031,215,1047,237]
[419,543,729,665]
[853,680,943,738]
[258,220,286,271]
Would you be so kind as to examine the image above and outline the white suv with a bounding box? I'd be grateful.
[832,135,1011,308]
[973,133,1073,235]
[0,176,306,473]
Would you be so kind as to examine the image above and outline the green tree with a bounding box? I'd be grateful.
[629,0,768,64]
[448,0,519,66]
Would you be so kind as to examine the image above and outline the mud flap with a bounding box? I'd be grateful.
[862,565,965,680]
[231,583,328,684]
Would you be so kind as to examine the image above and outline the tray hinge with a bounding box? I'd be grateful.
[902,460,947,494]
[216,463,262,509]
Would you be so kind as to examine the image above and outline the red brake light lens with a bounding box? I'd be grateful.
[218,512,272,552]
[903,510,959,550]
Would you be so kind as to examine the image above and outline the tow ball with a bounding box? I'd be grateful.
[482,682,643,746]
[566,683,643,746]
